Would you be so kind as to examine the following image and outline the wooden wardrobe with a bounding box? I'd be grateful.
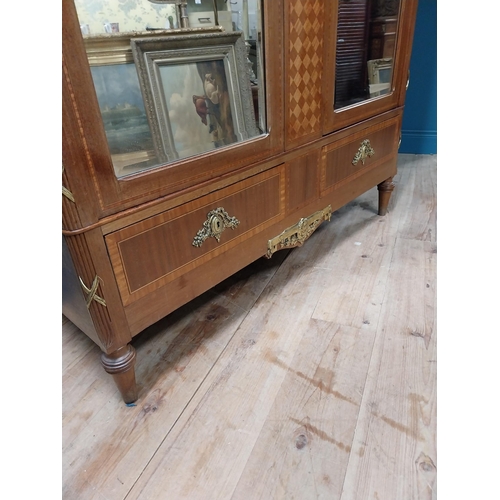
[63,0,418,403]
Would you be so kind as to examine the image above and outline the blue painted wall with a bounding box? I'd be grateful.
[400,0,437,154]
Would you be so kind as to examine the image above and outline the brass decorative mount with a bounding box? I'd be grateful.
[62,165,75,202]
[266,206,332,258]
[192,207,240,248]
[352,139,375,166]
[79,275,107,308]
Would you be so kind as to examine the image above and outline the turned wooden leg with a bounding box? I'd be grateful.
[377,177,395,216]
[101,344,138,404]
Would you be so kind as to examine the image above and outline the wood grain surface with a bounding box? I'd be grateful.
[63,154,437,500]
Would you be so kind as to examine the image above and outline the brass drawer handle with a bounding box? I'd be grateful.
[352,139,375,166]
[192,207,240,248]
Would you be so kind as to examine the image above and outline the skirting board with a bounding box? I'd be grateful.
[400,129,437,155]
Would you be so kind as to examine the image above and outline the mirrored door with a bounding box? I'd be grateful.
[335,0,400,109]
[322,0,416,134]
[72,0,267,179]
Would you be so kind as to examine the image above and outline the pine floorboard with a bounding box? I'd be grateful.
[62,154,437,500]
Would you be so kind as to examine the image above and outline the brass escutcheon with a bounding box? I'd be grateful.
[352,139,375,166]
[192,207,240,247]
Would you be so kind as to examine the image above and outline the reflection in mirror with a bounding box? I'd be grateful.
[74,0,179,34]
[73,0,266,179]
[334,0,401,110]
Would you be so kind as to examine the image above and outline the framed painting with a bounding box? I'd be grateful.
[131,31,259,164]
[89,63,156,168]
[83,28,224,177]
[84,33,159,177]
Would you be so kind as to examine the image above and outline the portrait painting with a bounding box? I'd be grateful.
[131,31,259,164]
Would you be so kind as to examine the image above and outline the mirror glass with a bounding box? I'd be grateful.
[334,0,401,110]
[73,0,266,179]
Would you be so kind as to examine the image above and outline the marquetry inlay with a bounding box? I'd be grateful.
[287,0,324,143]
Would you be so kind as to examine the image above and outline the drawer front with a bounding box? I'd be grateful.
[106,167,285,305]
[320,116,399,195]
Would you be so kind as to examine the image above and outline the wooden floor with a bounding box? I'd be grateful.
[62,154,437,500]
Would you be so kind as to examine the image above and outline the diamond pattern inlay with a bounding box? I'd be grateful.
[287,0,324,144]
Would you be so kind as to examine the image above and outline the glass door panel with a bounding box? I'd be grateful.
[334,0,401,110]
[73,0,267,179]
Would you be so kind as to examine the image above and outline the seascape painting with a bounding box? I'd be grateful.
[90,63,154,156]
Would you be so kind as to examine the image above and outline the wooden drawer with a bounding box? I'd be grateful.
[106,167,285,306]
[320,116,399,195]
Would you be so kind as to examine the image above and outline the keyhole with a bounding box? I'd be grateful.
[211,215,224,235]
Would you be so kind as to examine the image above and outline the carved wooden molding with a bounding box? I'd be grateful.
[101,344,136,375]
[378,177,395,193]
